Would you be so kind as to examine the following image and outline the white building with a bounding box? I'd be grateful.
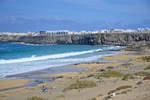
[40,30,71,35]
[137,28,150,33]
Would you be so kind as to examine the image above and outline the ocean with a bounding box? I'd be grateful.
[0,42,123,77]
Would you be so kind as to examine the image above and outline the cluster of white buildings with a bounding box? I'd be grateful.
[40,30,102,35]
[0,32,38,36]
[40,30,72,35]
[1,28,150,36]
[103,28,150,33]
[40,28,150,35]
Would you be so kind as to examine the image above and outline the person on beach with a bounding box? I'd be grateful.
[41,85,48,92]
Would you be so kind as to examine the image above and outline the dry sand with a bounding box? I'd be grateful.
[0,80,29,90]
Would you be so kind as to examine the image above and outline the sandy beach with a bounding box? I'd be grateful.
[0,45,150,100]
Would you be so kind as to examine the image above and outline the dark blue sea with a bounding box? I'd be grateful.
[0,42,123,77]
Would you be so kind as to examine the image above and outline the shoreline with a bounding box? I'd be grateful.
[0,47,122,93]
[0,50,118,92]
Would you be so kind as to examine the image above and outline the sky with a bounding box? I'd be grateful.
[0,0,150,32]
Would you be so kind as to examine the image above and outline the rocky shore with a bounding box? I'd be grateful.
[0,33,150,46]
[0,44,150,100]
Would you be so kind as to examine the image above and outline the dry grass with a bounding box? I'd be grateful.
[144,65,150,70]
[91,97,97,100]
[56,94,65,98]
[108,85,132,95]
[63,80,97,92]
[134,71,150,76]
[140,56,150,62]
[26,96,48,100]
[94,70,124,78]
[97,94,103,97]
[122,74,132,80]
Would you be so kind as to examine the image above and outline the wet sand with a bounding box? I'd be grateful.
[0,66,87,92]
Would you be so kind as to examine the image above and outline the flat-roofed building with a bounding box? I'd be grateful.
[40,30,70,35]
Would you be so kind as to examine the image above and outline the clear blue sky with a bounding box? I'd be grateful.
[0,0,150,32]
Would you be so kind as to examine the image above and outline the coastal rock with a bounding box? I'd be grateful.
[0,33,150,46]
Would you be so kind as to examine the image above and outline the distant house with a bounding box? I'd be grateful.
[40,30,70,35]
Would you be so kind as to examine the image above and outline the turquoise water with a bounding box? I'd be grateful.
[0,42,123,76]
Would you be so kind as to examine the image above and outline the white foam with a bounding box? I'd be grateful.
[12,42,56,46]
[0,49,102,64]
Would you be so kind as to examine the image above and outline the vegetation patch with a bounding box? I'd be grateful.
[63,80,97,92]
[26,96,48,100]
[134,71,150,76]
[116,85,132,90]
[97,93,103,97]
[56,94,65,98]
[91,97,97,100]
[144,65,150,70]
[122,74,132,80]
[100,70,124,78]
[94,70,125,79]
[140,56,150,62]
[94,73,101,79]
[106,66,114,70]
[120,91,127,94]
[108,85,132,95]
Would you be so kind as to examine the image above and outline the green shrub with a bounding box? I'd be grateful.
[56,94,65,98]
[134,71,150,76]
[120,91,127,94]
[100,70,124,78]
[140,56,150,62]
[91,97,97,100]
[97,94,103,97]
[108,85,132,95]
[116,85,132,91]
[108,89,117,95]
[94,70,125,78]
[122,74,132,80]
[94,73,101,79]
[63,80,97,92]
[144,65,150,70]
[26,96,48,100]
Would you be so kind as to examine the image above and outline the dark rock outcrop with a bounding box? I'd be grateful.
[0,33,150,46]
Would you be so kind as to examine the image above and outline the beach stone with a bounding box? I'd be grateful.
[95,62,101,64]
[97,68,105,72]
[143,76,150,80]
[100,68,105,72]
[129,76,137,80]
[87,74,94,77]
[106,66,114,70]
[80,76,87,79]
[67,77,73,79]
[136,81,143,85]
[74,63,79,65]
[34,80,44,84]
[103,96,111,100]
[80,74,94,79]
[112,93,116,97]
[144,73,150,77]
[55,76,64,79]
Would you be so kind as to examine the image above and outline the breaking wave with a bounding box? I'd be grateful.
[0,49,102,64]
